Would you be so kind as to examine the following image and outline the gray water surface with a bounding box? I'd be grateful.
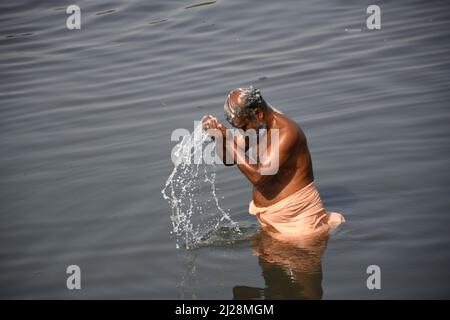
[1,0,450,299]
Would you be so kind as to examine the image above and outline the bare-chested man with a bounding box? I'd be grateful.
[203,86,344,239]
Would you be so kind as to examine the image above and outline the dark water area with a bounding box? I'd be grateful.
[1,0,450,299]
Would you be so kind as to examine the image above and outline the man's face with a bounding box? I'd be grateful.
[226,109,263,131]
[224,90,264,131]
[241,115,263,131]
[225,109,247,130]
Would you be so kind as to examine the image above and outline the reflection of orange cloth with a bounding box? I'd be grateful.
[249,182,344,238]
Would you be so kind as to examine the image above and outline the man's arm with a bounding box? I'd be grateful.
[202,115,250,166]
[201,115,296,183]
[232,128,296,186]
[202,115,235,166]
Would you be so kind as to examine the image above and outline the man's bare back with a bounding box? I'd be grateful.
[251,112,314,207]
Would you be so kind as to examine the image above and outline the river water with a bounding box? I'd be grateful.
[1,0,450,298]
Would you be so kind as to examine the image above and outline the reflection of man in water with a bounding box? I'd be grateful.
[233,230,328,300]
[203,86,344,240]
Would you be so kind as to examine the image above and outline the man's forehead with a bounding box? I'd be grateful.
[227,89,246,109]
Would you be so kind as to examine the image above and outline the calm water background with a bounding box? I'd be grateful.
[1,0,450,299]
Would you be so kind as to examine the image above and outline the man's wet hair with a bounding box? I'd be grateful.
[238,86,266,111]
[224,86,268,123]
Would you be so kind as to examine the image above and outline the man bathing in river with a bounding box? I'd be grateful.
[202,86,344,239]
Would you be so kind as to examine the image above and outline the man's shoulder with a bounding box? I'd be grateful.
[276,114,303,140]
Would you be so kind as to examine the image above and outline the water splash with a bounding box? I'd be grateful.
[162,123,240,249]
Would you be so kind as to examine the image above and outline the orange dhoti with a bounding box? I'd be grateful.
[249,182,345,239]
